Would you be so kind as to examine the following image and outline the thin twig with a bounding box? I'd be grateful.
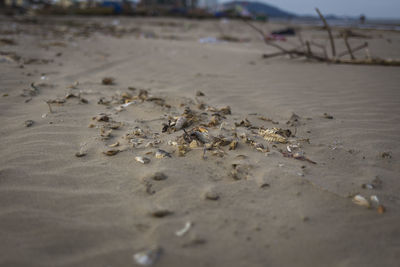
[315,8,336,57]
[306,41,312,55]
[44,100,53,113]
[343,33,355,59]
[310,40,328,59]
[337,42,368,58]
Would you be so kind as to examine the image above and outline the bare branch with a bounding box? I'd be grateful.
[343,33,355,59]
[315,8,336,57]
[337,42,368,58]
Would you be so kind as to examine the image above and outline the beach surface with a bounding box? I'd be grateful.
[0,16,399,267]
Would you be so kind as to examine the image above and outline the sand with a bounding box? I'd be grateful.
[0,16,399,267]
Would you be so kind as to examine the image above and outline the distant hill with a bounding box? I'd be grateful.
[223,1,296,18]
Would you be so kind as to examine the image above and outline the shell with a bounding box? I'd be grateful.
[370,195,379,204]
[189,140,199,149]
[352,195,370,208]
[259,128,287,143]
[174,116,187,131]
[377,205,386,214]
[103,149,119,156]
[155,149,171,159]
[175,221,192,237]
[133,246,162,266]
[24,120,34,127]
[229,140,238,150]
[109,142,120,147]
[135,156,150,164]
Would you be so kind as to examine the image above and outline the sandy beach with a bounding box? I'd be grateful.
[0,16,399,266]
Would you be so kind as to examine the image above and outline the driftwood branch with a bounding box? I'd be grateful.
[337,42,368,58]
[243,7,400,67]
[343,33,355,59]
[315,8,336,57]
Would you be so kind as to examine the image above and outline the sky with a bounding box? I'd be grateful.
[221,0,400,18]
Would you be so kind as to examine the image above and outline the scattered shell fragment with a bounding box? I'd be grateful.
[109,142,120,147]
[362,183,374,190]
[196,91,205,96]
[175,222,192,237]
[103,149,119,156]
[204,190,219,200]
[323,113,334,119]
[155,149,171,159]
[151,209,173,218]
[24,120,34,127]
[189,140,199,149]
[380,152,392,159]
[259,128,287,143]
[151,172,168,181]
[102,77,114,85]
[370,195,379,204]
[352,195,371,208]
[174,116,187,131]
[133,246,162,266]
[219,106,231,115]
[75,151,86,157]
[229,140,238,150]
[136,156,150,164]
[377,205,386,214]
[93,114,110,122]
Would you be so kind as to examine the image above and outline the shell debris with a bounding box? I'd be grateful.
[352,195,371,208]
[135,156,150,164]
[133,246,162,266]
[258,128,287,143]
[155,149,171,159]
[103,149,120,156]
[175,221,192,237]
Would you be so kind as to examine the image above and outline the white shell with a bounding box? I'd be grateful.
[175,221,192,237]
[133,247,162,266]
[352,195,370,208]
[370,195,379,204]
[135,156,150,164]
[174,116,187,130]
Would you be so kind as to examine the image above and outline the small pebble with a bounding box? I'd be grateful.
[377,205,386,214]
[151,172,168,181]
[151,209,173,218]
[24,120,34,127]
[204,190,219,200]
[75,151,86,157]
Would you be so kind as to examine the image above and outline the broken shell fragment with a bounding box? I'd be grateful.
[189,140,199,149]
[370,195,379,204]
[196,90,205,96]
[151,209,173,218]
[75,151,86,157]
[219,106,231,115]
[103,149,119,156]
[258,128,287,143]
[377,205,386,214]
[151,172,168,181]
[102,77,114,85]
[136,156,150,164]
[352,195,371,208]
[109,141,120,147]
[174,116,187,131]
[155,149,171,159]
[133,246,162,266]
[93,114,110,122]
[24,120,34,127]
[204,190,219,200]
[175,221,192,237]
[229,140,238,150]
